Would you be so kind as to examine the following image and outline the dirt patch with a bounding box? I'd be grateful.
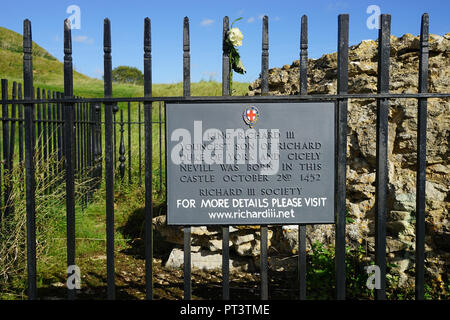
[36,249,299,300]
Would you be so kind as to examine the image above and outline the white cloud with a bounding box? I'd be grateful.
[274,16,280,21]
[201,18,214,26]
[73,35,94,44]
[74,35,87,42]
[247,17,255,23]
[326,1,348,11]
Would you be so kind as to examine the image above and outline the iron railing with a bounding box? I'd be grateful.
[0,13,448,301]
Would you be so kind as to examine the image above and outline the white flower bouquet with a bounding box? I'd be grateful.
[225,18,246,95]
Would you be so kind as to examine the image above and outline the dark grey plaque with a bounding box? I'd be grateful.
[166,102,335,225]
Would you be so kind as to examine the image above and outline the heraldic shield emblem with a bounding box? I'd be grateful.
[242,106,259,128]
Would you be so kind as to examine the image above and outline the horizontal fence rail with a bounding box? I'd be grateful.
[0,12,448,301]
[2,92,449,105]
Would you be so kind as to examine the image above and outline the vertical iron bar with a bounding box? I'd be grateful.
[222,16,230,98]
[86,102,89,181]
[221,15,230,301]
[261,16,269,95]
[91,104,96,186]
[261,226,269,300]
[53,92,59,179]
[77,102,83,176]
[184,226,191,300]
[260,15,269,301]
[82,101,85,177]
[1,79,9,217]
[83,102,88,206]
[128,101,132,184]
[98,104,102,187]
[36,88,41,163]
[159,101,162,193]
[42,89,48,193]
[95,104,102,188]
[92,103,95,178]
[113,107,117,177]
[81,102,85,187]
[85,102,88,174]
[73,100,77,174]
[143,17,153,300]
[183,16,191,300]
[298,225,306,298]
[119,109,125,181]
[0,82,3,214]
[163,102,167,202]
[96,104,99,185]
[103,18,115,300]
[77,101,81,176]
[52,92,56,177]
[57,92,63,176]
[83,100,86,177]
[32,87,35,146]
[23,19,37,300]
[88,103,94,198]
[92,103,96,182]
[415,13,429,301]
[8,81,16,215]
[64,19,76,300]
[183,17,191,97]
[299,15,308,96]
[18,83,24,166]
[47,90,53,182]
[222,226,230,300]
[298,14,308,301]
[336,13,349,300]
[138,102,142,185]
[78,101,81,175]
[86,102,93,198]
[82,102,86,200]
[85,102,88,172]
[375,14,391,301]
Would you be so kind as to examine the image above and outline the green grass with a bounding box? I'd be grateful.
[0,25,251,299]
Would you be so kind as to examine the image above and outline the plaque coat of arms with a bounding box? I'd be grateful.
[242,106,259,128]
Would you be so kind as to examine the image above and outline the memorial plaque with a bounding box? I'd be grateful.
[166,102,335,225]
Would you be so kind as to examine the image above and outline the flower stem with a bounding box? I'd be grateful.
[229,59,233,96]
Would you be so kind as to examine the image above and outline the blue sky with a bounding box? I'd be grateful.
[0,0,449,84]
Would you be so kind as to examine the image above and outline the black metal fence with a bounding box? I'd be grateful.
[1,13,448,301]
[0,81,101,215]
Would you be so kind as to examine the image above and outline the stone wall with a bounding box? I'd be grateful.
[154,33,449,289]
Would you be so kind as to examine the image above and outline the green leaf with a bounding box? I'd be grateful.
[227,18,246,76]
[231,17,243,28]
[346,217,355,224]
[229,47,245,74]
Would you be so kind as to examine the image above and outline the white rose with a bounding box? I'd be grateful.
[228,27,243,47]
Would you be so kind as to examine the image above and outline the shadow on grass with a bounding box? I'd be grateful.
[118,202,174,262]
